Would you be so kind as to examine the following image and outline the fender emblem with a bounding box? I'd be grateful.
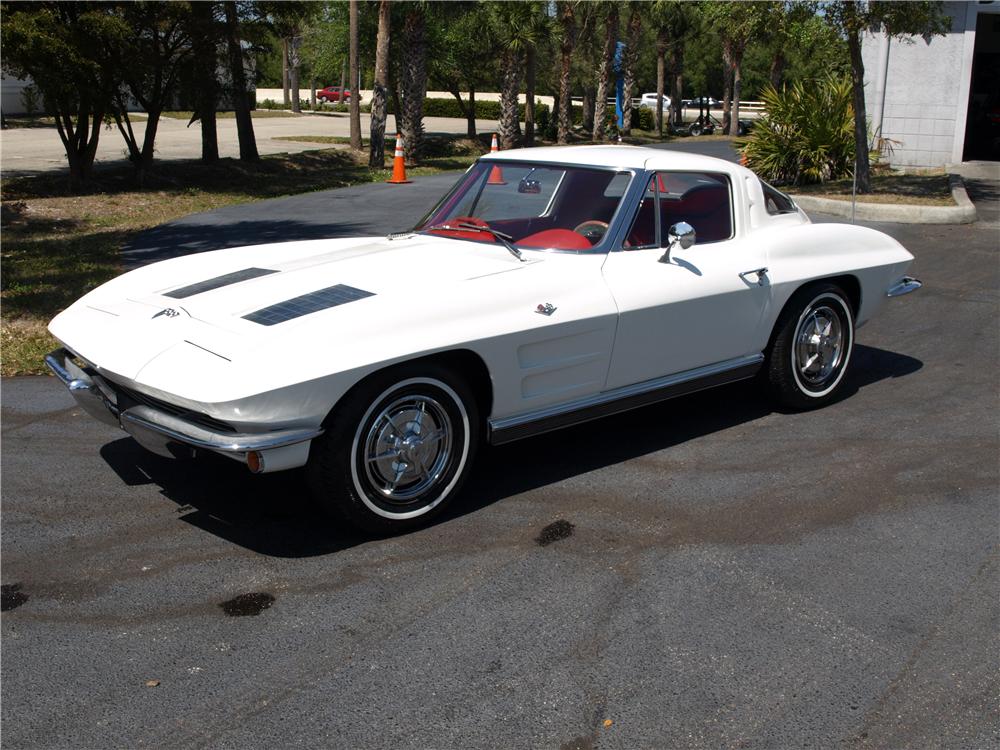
[152,307,180,319]
[535,303,557,316]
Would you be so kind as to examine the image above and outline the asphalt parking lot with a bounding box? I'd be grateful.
[2,150,998,749]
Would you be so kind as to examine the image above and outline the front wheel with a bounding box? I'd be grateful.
[689,123,704,137]
[307,364,479,534]
[765,283,855,410]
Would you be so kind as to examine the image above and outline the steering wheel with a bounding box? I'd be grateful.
[573,220,610,244]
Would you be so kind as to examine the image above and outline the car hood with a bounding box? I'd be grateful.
[49,234,552,386]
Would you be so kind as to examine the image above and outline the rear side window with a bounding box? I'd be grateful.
[761,181,797,215]
[658,172,732,244]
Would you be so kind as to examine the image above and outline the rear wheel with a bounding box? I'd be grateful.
[765,283,855,410]
[689,123,704,137]
[308,363,479,534]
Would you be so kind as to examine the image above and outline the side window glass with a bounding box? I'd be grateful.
[624,176,657,248]
[761,181,797,215]
[658,172,732,245]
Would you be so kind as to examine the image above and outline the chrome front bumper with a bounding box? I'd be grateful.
[887,276,922,297]
[44,348,322,470]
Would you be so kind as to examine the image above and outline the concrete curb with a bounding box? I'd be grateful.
[790,174,977,224]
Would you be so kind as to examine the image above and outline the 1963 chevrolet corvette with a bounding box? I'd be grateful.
[46,145,921,532]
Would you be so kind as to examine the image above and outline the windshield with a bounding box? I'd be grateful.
[414,161,633,252]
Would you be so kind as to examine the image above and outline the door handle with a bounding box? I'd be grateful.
[739,267,768,286]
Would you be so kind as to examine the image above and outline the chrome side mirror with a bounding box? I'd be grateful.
[659,221,695,263]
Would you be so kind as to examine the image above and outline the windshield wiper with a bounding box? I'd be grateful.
[456,222,524,262]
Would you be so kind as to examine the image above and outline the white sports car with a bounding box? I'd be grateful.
[47,145,921,533]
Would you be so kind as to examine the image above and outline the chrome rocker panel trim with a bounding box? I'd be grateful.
[45,348,323,459]
[488,353,764,445]
[886,276,922,297]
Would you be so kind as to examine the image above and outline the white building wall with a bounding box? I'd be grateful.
[1,74,34,117]
[863,1,1000,169]
[862,2,971,169]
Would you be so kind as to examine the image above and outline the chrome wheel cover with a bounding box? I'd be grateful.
[794,304,844,386]
[361,394,453,503]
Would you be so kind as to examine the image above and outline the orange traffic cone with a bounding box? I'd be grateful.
[387,133,411,184]
[487,133,506,185]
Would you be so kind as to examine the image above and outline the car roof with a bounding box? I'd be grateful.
[483,144,747,177]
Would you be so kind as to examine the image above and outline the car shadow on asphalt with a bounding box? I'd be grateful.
[120,219,380,268]
[97,344,922,558]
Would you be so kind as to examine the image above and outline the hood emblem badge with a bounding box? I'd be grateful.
[535,303,557,316]
[152,307,180,319]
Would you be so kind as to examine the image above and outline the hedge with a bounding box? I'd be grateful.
[257,95,654,132]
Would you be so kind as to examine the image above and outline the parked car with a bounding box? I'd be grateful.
[46,146,920,534]
[639,92,672,111]
[315,86,355,103]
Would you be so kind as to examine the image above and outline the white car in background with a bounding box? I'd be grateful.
[46,145,921,535]
[639,92,672,111]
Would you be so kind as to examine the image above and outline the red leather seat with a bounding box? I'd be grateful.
[517,228,592,251]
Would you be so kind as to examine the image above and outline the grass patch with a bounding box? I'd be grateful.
[790,174,954,205]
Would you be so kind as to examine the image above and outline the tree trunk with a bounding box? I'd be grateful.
[729,54,742,136]
[310,77,316,110]
[340,59,347,96]
[621,6,642,137]
[655,32,667,136]
[289,34,301,113]
[224,0,258,161]
[400,7,426,164]
[369,0,391,169]
[557,1,575,144]
[721,42,733,133]
[348,0,362,149]
[593,6,618,141]
[282,38,290,107]
[498,48,522,150]
[770,50,786,90]
[191,0,219,161]
[139,108,162,173]
[847,28,872,192]
[671,44,684,129]
[467,87,476,138]
[582,87,594,132]
[54,103,102,191]
[525,46,536,145]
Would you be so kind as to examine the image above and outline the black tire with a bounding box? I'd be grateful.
[689,123,704,137]
[319,96,329,103]
[307,363,480,535]
[765,282,855,410]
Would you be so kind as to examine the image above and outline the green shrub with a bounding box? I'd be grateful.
[737,76,855,185]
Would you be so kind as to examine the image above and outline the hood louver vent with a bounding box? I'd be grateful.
[243,284,375,326]
[164,268,278,299]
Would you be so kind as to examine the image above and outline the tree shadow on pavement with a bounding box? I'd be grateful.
[120,218,376,267]
[98,344,921,558]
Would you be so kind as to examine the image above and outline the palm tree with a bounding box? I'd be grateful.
[399,2,427,164]
[592,3,618,141]
[620,2,642,137]
[369,0,390,168]
[556,1,576,144]
[487,2,545,150]
[348,0,361,149]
